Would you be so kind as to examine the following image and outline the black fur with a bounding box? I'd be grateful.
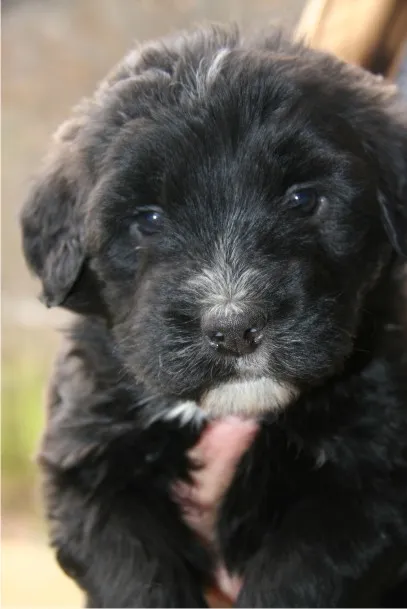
[21,25,407,607]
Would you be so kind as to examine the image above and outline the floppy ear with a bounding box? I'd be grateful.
[301,52,407,257]
[21,141,83,307]
[370,105,407,257]
[358,79,407,257]
[20,116,106,314]
[377,187,407,258]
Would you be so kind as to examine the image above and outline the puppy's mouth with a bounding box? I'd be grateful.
[198,376,298,418]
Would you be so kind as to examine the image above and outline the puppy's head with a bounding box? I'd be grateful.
[21,26,407,418]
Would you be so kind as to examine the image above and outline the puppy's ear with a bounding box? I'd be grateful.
[309,56,407,257]
[359,80,407,257]
[20,118,103,313]
[377,187,407,258]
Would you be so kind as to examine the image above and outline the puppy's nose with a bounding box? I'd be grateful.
[202,309,266,356]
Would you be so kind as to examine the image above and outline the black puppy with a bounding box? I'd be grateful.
[21,25,407,607]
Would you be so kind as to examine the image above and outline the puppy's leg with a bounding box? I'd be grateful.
[42,438,210,609]
[50,486,208,607]
[40,347,210,607]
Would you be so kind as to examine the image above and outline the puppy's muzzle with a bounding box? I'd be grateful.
[202,308,267,356]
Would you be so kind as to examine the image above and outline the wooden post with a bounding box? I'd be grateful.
[296,0,407,77]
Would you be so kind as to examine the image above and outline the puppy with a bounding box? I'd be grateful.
[20,25,407,607]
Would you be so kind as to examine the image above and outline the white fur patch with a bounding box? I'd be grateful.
[206,300,246,317]
[199,377,297,418]
[206,48,230,84]
[164,400,204,425]
[315,448,327,469]
[194,48,230,98]
[147,400,205,427]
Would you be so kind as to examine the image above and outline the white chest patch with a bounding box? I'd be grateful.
[199,377,297,418]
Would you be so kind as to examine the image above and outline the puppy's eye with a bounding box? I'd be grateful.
[134,209,163,236]
[289,188,325,212]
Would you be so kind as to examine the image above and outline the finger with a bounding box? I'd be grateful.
[187,418,258,504]
[215,563,243,601]
[189,417,258,464]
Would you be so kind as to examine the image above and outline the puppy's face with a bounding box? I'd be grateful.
[86,54,391,416]
[21,29,407,418]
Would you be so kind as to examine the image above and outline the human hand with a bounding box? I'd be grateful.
[172,417,259,602]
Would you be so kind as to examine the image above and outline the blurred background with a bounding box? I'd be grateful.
[2,0,406,607]
[2,1,304,606]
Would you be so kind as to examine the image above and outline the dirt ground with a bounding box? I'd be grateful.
[2,538,82,608]
[2,515,82,608]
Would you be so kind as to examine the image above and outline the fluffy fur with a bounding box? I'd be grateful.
[21,25,407,607]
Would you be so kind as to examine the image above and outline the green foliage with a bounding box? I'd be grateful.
[2,359,46,479]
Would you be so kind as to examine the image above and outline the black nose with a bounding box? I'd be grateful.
[202,309,266,356]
